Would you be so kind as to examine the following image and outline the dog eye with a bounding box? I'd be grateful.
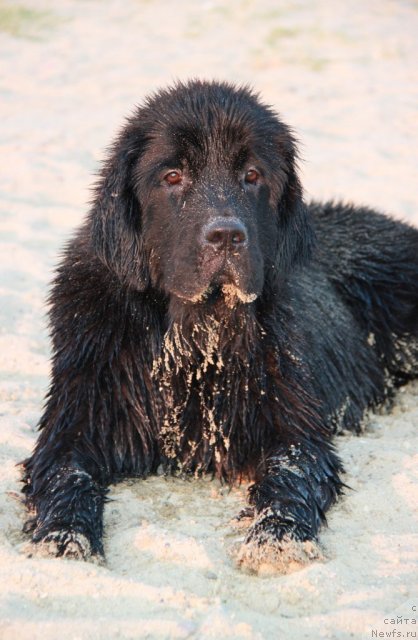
[244,169,260,185]
[164,170,183,186]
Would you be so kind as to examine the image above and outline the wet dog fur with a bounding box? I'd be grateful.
[22,80,418,571]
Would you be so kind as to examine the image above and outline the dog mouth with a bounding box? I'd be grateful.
[220,283,257,307]
[174,271,258,308]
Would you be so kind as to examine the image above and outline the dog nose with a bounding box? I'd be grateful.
[203,218,248,250]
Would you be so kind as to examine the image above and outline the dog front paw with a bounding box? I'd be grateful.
[23,529,102,563]
[232,509,323,575]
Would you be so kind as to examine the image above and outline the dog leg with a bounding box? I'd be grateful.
[235,443,343,574]
[22,459,107,560]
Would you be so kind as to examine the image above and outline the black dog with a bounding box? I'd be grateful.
[22,80,418,572]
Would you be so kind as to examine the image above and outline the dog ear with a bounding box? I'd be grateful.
[274,139,316,275]
[89,124,150,291]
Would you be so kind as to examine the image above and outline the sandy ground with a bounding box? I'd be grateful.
[0,0,417,638]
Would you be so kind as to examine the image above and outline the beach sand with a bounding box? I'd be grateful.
[0,1,417,638]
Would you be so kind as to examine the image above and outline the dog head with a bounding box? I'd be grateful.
[90,80,314,308]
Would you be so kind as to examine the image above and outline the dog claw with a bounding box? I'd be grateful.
[24,530,94,561]
[233,533,323,575]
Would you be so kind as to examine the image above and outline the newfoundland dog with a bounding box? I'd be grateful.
[22,80,418,573]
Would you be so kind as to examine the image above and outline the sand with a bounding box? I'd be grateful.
[0,0,417,638]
